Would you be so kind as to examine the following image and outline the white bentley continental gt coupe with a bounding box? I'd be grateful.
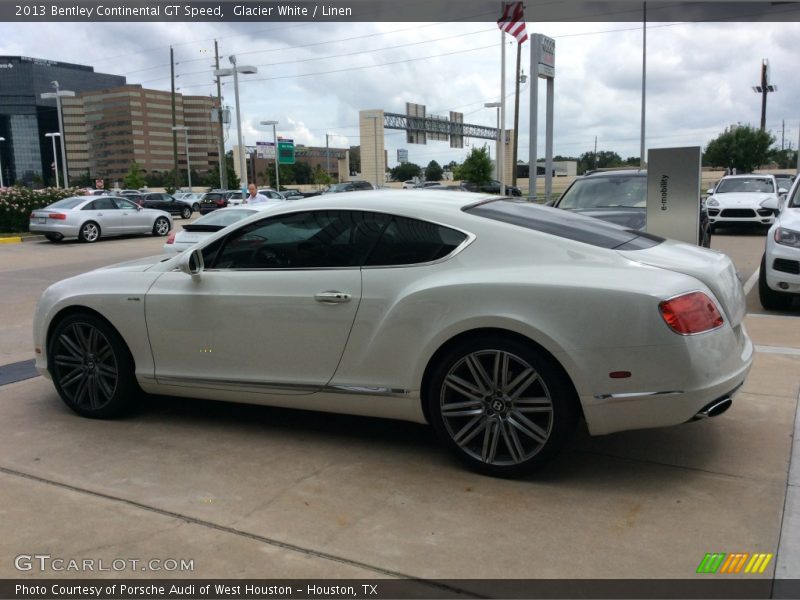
[33,191,753,476]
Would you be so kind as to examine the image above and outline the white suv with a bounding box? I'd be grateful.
[705,174,786,230]
[759,179,800,310]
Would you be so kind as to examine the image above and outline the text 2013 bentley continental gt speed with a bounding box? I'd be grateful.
[33,191,753,477]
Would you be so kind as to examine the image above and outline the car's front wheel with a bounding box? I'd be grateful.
[759,254,793,311]
[180,205,191,219]
[152,216,170,236]
[426,335,578,477]
[192,203,200,213]
[48,313,137,418]
[78,221,100,243]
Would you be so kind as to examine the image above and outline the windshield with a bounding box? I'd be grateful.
[558,176,646,210]
[715,178,774,193]
[47,197,86,209]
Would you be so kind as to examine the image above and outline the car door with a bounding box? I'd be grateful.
[82,197,121,234]
[113,197,151,233]
[144,210,378,394]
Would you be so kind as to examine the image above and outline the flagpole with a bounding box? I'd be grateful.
[499,25,506,196]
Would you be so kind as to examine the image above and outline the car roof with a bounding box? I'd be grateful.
[719,174,774,180]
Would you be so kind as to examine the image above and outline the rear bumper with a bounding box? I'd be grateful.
[29,222,80,237]
[579,322,753,435]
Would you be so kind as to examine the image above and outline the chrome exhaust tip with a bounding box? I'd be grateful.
[694,397,733,420]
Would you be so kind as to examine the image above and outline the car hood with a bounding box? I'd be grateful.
[568,207,646,231]
[619,240,745,327]
[711,192,774,207]
[95,255,171,272]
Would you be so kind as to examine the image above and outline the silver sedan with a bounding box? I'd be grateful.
[30,195,173,243]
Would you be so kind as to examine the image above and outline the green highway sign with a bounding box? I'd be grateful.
[278,139,295,165]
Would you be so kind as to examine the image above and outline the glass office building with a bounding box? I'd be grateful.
[0,56,125,186]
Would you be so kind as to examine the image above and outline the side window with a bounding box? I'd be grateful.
[162,194,173,201]
[209,210,383,269]
[84,198,117,210]
[365,216,467,266]
[113,198,138,210]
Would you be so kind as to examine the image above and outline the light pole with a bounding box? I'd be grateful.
[44,133,61,187]
[485,102,501,181]
[0,136,5,188]
[214,56,257,194]
[260,120,279,190]
[752,58,777,132]
[171,126,191,190]
[41,81,75,188]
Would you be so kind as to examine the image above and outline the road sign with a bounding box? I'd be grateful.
[278,139,295,165]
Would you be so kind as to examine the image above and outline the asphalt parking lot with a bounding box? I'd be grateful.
[0,223,798,591]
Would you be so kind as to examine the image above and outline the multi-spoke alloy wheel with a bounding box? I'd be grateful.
[428,336,578,476]
[153,217,170,236]
[49,314,137,418]
[79,221,100,243]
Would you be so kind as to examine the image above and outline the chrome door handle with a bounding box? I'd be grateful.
[314,291,351,304]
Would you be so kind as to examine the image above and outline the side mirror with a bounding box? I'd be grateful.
[778,187,788,195]
[760,197,779,211]
[706,188,715,195]
[178,248,204,276]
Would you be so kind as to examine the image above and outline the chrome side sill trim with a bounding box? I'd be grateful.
[153,375,415,398]
[593,390,683,401]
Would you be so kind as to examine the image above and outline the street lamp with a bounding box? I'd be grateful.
[44,133,61,187]
[41,81,75,188]
[171,126,191,190]
[0,136,5,188]
[214,56,257,194]
[485,102,502,184]
[260,121,280,191]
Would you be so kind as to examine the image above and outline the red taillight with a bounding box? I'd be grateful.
[659,292,724,335]
[48,213,67,220]
[166,231,176,245]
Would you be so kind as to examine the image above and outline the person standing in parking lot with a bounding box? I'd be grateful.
[244,183,268,205]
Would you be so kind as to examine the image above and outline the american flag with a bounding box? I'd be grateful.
[497,2,528,44]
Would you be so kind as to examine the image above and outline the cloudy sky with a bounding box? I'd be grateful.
[2,15,799,169]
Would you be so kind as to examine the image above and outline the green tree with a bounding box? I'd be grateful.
[224,152,240,190]
[703,125,774,173]
[390,162,422,181]
[123,162,146,189]
[312,165,332,188]
[459,146,493,185]
[293,162,312,185]
[424,160,443,182]
[577,150,623,174]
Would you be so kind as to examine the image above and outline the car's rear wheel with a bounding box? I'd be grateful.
[152,216,170,236]
[426,335,578,477]
[48,313,137,418]
[759,254,793,311]
[78,221,100,243]
[192,203,200,213]
[180,205,191,219]
[45,233,63,242]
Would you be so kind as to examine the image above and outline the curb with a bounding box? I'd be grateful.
[0,235,45,244]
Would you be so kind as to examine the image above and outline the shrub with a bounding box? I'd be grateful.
[0,186,83,233]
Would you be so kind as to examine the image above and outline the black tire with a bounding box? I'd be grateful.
[759,254,793,311]
[48,313,137,418]
[78,221,101,243]
[192,203,200,213]
[425,335,578,477]
[180,205,191,219]
[700,225,711,248]
[45,233,62,242]
[152,216,170,237]
[708,224,716,234]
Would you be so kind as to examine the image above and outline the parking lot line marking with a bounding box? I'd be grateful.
[754,345,800,357]
[744,269,759,296]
